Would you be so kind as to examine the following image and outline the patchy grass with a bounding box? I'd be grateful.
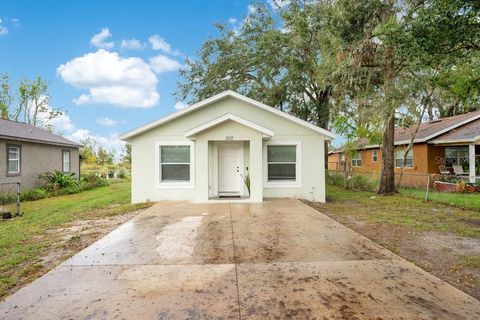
[307,184,480,299]
[400,188,480,212]
[322,185,480,238]
[0,181,151,300]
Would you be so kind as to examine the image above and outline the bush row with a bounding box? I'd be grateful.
[0,173,110,205]
[327,171,379,192]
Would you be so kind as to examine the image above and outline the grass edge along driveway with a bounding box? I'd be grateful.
[0,181,151,300]
[307,185,480,300]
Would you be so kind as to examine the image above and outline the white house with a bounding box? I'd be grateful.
[120,91,335,203]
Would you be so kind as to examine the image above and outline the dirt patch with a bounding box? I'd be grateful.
[307,201,480,300]
[2,210,142,300]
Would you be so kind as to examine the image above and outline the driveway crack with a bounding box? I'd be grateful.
[228,203,242,320]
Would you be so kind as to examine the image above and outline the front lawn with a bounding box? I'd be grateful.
[0,181,151,300]
[307,185,480,299]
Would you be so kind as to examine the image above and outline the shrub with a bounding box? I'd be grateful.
[0,193,17,205]
[39,171,78,191]
[327,171,345,186]
[20,188,48,202]
[81,173,109,188]
[348,174,378,192]
[117,167,128,179]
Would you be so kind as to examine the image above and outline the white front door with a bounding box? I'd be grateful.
[218,142,244,196]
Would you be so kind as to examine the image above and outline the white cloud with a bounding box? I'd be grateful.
[228,17,237,25]
[248,4,257,14]
[148,34,171,52]
[0,19,8,36]
[57,49,159,108]
[121,38,144,50]
[68,128,90,141]
[267,0,290,9]
[68,129,125,157]
[90,28,114,49]
[49,113,75,132]
[149,55,183,73]
[27,96,74,133]
[96,117,118,127]
[148,34,181,56]
[174,101,188,110]
[11,18,20,27]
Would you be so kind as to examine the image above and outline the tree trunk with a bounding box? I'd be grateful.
[378,112,396,194]
[314,88,331,170]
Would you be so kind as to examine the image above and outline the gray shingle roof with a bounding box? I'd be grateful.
[394,109,480,143]
[429,118,480,143]
[0,119,81,148]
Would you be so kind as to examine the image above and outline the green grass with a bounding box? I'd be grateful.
[400,188,480,212]
[0,181,151,299]
[321,185,480,238]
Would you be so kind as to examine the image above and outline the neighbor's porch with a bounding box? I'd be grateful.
[432,144,480,183]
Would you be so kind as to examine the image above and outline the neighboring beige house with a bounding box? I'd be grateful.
[0,119,81,190]
[120,91,335,203]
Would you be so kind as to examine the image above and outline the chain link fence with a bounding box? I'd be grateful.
[326,169,462,201]
[0,182,21,218]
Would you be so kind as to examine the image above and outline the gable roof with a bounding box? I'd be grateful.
[0,119,81,148]
[184,113,274,139]
[336,110,480,151]
[120,90,336,140]
[394,109,480,144]
[429,118,480,144]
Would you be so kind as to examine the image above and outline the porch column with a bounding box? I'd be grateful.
[249,137,263,202]
[196,139,209,202]
[469,144,476,183]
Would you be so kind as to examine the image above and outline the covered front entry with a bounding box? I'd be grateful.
[217,142,245,197]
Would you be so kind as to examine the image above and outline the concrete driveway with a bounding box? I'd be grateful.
[1,199,479,319]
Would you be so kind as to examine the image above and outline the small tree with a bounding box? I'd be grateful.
[121,143,132,165]
[0,74,65,130]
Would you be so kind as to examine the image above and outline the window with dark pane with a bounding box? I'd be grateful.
[160,145,190,181]
[267,145,296,181]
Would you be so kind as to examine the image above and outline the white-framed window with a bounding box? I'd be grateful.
[62,150,71,173]
[395,149,413,168]
[264,141,301,188]
[372,150,378,162]
[352,152,362,167]
[7,144,21,175]
[155,141,194,188]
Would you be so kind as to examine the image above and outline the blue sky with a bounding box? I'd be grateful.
[1,0,340,154]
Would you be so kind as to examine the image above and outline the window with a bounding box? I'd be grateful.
[395,149,413,168]
[264,141,301,187]
[445,147,469,167]
[352,152,362,167]
[6,145,21,175]
[267,145,296,181]
[372,150,378,162]
[62,150,71,173]
[156,142,194,187]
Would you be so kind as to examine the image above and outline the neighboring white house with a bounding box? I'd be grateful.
[120,91,335,203]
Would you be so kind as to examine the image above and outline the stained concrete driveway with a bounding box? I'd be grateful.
[1,199,479,319]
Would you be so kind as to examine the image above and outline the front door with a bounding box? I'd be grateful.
[218,142,244,197]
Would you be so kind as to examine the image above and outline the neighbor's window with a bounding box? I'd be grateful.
[445,147,469,167]
[160,145,191,181]
[352,152,362,167]
[372,150,378,162]
[395,149,413,168]
[62,150,71,173]
[267,145,296,181]
[7,145,21,175]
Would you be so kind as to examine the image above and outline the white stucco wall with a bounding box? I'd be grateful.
[128,96,326,203]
